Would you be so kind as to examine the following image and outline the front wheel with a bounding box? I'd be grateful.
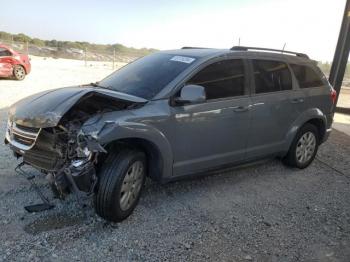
[13,65,26,80]
[94,149,146,222]
[283,123,319,169]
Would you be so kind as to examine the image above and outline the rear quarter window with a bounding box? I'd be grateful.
[290,64,324,88]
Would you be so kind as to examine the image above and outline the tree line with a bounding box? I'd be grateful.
[0,31,157,55]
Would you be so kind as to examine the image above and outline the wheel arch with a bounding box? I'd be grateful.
[93,121,174,181]
[103,137,165,182]
[304,118,326,142]
[285,108,328,152]
[13,63,26,73]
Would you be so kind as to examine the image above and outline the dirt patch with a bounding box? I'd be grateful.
[23,214,86,235]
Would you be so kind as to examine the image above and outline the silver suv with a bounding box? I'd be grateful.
[5,46,337,222]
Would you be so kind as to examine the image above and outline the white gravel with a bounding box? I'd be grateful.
[0,55,124,109]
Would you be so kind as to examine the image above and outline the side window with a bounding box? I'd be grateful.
[253,60,292,94]
[0,48,11,57]
[290,64,324,88]
[187,59,245,100]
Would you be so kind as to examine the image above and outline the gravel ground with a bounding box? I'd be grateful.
[1,55,350,262]
[0,105,350,262]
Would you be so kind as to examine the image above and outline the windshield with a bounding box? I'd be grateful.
[99,53,196,99]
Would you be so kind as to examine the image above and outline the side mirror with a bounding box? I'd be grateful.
[174,84,206,105]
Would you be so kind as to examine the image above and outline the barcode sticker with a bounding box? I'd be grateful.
[170,56,195,64]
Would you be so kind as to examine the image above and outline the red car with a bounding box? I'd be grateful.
[0,44,31,80]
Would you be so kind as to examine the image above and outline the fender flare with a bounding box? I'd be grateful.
[93,121,173,179]
[284,108,327,152]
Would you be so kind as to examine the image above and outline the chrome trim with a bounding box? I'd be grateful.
[12,125,38,139]
[7,137,33,151]
[252,102,265,106]
[6,120,41,151]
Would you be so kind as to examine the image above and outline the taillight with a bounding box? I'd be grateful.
[330,88,337,104]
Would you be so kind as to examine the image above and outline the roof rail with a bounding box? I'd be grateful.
[181,46,211,49]
[230,46,309,59]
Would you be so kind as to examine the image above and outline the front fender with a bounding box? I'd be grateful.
[284,108,327,151]
[83,120,173,179]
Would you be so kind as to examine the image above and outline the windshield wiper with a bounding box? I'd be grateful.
[87,82,144,99]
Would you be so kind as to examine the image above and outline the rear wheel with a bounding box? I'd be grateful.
[94,149,146,222]
[283,123,319,169]
[13,65,26,80]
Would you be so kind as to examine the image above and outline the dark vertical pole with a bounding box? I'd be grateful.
[113,48,115,70]
[329,0,350,107]
[84,47,87,67]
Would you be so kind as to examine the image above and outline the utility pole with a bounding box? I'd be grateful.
[84,47,87,67]
[282,43,286,53]
[113,48,115,70]
[329,0,350,108]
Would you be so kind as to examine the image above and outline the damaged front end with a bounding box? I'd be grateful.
[5,86,146,199]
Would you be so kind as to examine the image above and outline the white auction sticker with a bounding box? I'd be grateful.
[170,56,195,64]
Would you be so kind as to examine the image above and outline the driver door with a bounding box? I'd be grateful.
[170,58,252,176]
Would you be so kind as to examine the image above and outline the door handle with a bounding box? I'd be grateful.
[232,105,252,112]
[290,98,304,104]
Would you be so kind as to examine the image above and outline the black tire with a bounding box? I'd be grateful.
[13,65,26,80]
[283,123,319,169]
[94,149,146,222]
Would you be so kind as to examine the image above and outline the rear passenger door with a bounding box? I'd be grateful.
[246,59,306,159]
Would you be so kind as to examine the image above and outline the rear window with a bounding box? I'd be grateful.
[0,47,11,57]
[253,60,292,94]
[290,64,324,88]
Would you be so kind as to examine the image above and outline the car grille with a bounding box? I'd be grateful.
[6,121,41,150]
[15,123,40,133]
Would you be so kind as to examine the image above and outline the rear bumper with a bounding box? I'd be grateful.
[23,62,31,74]
[321,128,332,144]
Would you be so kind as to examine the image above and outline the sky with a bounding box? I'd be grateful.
[0,0,346,61]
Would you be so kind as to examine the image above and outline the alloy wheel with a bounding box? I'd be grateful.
[296,131,316,164]
[14,66,25,80]
[120,161,144,211]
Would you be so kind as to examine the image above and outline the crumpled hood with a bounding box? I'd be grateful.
[8,86,147,128]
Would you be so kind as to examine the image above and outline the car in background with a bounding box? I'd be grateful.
[0,44,31,80]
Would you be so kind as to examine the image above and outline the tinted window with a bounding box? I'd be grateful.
[99,53,196,99]
[187,59,245,99]
[291,64,324,88]
[253,60,292,94]
[0,47,11,57]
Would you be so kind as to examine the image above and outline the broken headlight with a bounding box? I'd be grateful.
[5,119,13,141]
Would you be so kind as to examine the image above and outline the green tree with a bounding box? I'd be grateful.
[13,33,31,43]
[0,31,12,41]
[30,38,45,47]
[0,30,157,57]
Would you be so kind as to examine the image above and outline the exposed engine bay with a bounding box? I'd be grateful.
[5,90,143,199]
